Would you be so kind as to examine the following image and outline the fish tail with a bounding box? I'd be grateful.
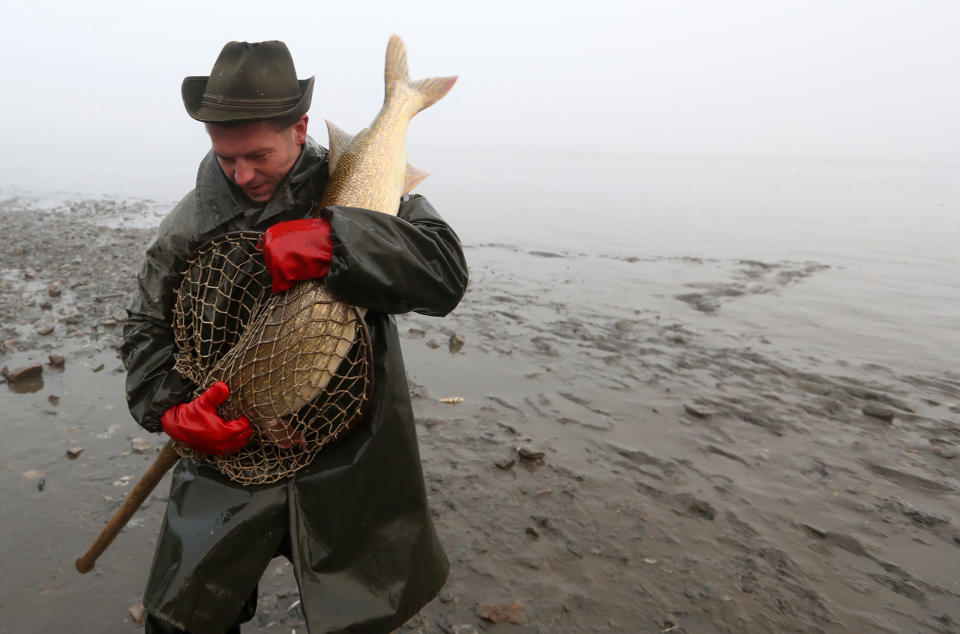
[385,34,458,115]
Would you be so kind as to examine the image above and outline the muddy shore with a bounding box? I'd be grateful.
[1,193,958,633]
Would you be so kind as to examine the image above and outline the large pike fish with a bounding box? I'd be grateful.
[212,34,457,425]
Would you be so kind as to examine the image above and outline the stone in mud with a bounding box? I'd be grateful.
[684,402,713,418]
[3,363,43,382]
[48,355,65,368]
[476,601,526,624]
[494,458,515,470]
[66,447,84,459]
[426,339,442,349]
[48,394,60,405]
[91,363,104,373]
[517,446,545,463]
[408,328,426,337]
[131,438,152,454]
[37,324,54,336]
[448,333,465,353]
[129,602,146,625]
[676,493,715,520]
[863,403,895,422]
[48,283,62,297]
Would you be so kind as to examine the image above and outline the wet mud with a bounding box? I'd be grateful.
[1,193,958,633]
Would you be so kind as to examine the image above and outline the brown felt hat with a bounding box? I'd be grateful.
[182,40,314,123]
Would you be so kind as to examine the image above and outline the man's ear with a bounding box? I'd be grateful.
[294,115,309,145]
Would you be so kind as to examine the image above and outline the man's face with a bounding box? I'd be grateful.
[206,116,308,203]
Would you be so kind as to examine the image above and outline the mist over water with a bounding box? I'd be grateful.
[2,0,958,196]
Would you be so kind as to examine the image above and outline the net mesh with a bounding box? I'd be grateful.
[170,232,372,485]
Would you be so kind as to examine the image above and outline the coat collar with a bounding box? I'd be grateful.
[195,135,328,228]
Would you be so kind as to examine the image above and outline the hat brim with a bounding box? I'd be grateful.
[182,76,314,123]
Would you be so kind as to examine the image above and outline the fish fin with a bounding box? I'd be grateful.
[324,120,355,174]
[385,34,410,85]
[409,75,459,114]
[403,164,430,194]
[385,34,458,115]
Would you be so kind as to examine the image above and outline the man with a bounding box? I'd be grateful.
[121,40,467,634]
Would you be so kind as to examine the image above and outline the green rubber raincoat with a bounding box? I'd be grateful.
[121,136,467,633]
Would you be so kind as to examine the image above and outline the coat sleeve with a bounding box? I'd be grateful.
[120,212,198,433]
[319,194,468,317]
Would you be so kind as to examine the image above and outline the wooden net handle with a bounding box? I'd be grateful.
[75,439,179,573]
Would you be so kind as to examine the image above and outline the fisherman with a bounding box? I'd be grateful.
[121,40,467,633]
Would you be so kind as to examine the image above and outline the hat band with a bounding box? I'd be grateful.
[200,92,301,112]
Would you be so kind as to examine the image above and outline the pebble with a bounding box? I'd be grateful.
[129,602,145,625]
[3,363,43,382]
[37,324,54,336]
[863,403,895,422]
[448,333,465,353]
[517,446,545,462]
[48,355,65,368]
[112,475,134,487]
[66,447,84,459]
[476,601,526,625]
[131,438,153,454]
[438,591,456,604]
[684,402,713,418]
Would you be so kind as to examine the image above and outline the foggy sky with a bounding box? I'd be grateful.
[1,0,957,200]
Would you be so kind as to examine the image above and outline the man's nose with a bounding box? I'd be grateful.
[233,160,255,186]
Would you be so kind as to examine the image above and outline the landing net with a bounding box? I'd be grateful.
[170,231,372,485]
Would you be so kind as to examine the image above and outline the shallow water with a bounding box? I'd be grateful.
[428,153,960,376]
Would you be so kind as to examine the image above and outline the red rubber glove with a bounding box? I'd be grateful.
[262,218,333,294]
[161,381,252,455]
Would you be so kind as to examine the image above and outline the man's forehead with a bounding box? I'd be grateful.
[206,121,285,155]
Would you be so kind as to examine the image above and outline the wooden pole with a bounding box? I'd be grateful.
[75,439,179,573]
